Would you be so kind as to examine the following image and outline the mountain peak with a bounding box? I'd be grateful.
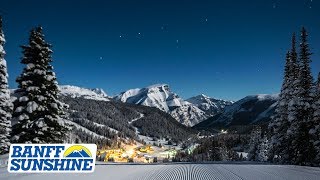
[59,85,109,101]
[146,83,169,89]
[114,83,183,112]
[195,93,279,130]
[200,94,209,98]
[186,94,233,117]
[91,88,108,97]
[114,83,208,126]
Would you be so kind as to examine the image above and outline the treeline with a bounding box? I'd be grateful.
[61,96,139,140]
[173,134,250,162]
[72,128,117,149]
[249,27,320,166]
[131,106,196,144]
[62,96,195,144]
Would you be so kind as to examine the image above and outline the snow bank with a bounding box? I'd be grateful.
[0,154,8,168]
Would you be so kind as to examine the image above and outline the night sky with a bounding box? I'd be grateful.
[1,0,319,100]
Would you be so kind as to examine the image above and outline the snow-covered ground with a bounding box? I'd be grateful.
[0,154,8,168]
[1,163,319,180]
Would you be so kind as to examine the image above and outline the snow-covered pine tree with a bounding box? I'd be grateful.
[12,27,68,143]
[268,51,292,163]
[289,33,300,82]
[310,72,320,165]
[0,16,13,154]
[248,126,261,161]
[257,134,271,162]
[287,27,315,165]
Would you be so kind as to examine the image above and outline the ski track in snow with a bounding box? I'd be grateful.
[67,121,107,139]
[129,113,144,125]
[128,113,144,136]
[1,164,320,180]
[128,113,180,149]
[83,119,119,134]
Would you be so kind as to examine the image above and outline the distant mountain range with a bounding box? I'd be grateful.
[58,86,194,144]
[10,84,279,146]
[194,94,278,131]
[113,84,233,126]
[58,84,278,129]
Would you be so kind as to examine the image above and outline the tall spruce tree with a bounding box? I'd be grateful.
[269,51,292,163]
[287,27,315,165]
[257,134,271,162]
[0,16,13,154]
[12,27,68,143]
[290,33,300,82]
[310,72,320,165]
[248,126,262,161]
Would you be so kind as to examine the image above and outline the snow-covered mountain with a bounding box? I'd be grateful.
[59,85,109,101]
[170,102,208,126]
[113,84,209,126]
[186,94,233,117]
[114,84,184,112]
[91,88,108,97]
[194,94,278,130]
[60,93,194,145]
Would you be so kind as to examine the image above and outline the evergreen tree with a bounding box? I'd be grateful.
[257,134,271,162]
[287,27,315,165]
[248,126,261,161]
[0,16,13,154]
[12,27,68,143]
[289,33,300,81]
[310,72,320,165]
[269,51,292,163]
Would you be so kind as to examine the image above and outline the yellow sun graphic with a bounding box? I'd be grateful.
[63,145,92,157]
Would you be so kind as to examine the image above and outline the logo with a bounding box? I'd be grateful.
[64,145,92,158]
[7,144,97,173]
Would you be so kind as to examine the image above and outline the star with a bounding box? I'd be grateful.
[176,40,180,48]
[161,24,168,31]
[99,57,103,60]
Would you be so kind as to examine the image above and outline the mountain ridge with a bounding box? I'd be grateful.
[194,94,278,131]
[186,94,234,117]
[113,84,229,126]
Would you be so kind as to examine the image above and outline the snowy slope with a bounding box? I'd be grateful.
[2,164,320,180]
[91,88,108,97]
[170,101,208,126]
[59,85,109,101]
[67,120,107,140]
[114,84,208,126]
[194,94,278,130]
[187,94,233,116]
[114,84,184,112]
